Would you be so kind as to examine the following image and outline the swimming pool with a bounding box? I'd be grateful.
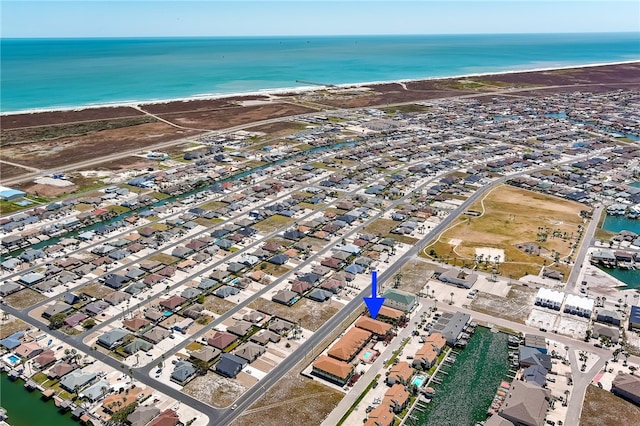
[163,311,173,317]
[7,354,20,364]
[363,351,373,360]
[412,375,426,387]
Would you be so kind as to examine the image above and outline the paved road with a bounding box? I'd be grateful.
[565,204,604,294]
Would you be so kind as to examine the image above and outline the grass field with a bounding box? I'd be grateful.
[5,289,46,309]
[80,282,113,299]
[362,218,398,237]
[258,262,291,278]
[580,384,640,426]
[253,214,296,233]
[0,318,30,339]
[421,185,586,280]
[248,297,339,331]
[148,253,178,265]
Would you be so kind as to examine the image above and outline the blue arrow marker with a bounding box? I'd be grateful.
[364,270,385,319]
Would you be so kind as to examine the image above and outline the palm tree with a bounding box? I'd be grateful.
[450,292,454,305]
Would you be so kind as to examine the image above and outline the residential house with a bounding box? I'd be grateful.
[14,342,43,359]
[355,317,393,338]
[33,350,57,369]
[499,380,550,426]
[47,362,75,379]
[328,328,372,362]
[143,327,171,344]
[159,295,187,311]
[611,373,640,406]
[311,355,355,386]
[190,346,220,363]
[216,353,247,378]
[147,409,180,426]
[384,384,410,413]
[127,406,161,426]
[234,342,265,363]
[386,361,414,386]
[207,331,237,351]
[60,368,97,393]
[382,289,417,312]
[364,405,394,426]
[97,328,130,350]
[171,360,197,385]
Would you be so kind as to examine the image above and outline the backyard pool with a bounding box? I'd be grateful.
[363,351,373,360]
[163,311,173,317]
[3,353,21,365]
[412,375,426,387]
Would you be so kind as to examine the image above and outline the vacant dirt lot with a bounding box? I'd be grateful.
[580,384,640,426]
[157,103,316,130]
[183,373,247,408]
[249,297,339,331]
[0,318,31,339]
[81,282,114,300]
[4,289,46,309]
[0,106,144,129]
[0,162,32,180]
[203,295,238,315]
[2,122,199,170]
[397,259,437,294]
[424,185,586,279]
[470,285,537,324]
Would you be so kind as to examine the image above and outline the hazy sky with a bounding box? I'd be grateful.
[2,1,639,38]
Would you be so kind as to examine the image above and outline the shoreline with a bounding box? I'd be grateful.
[2,59,639,116]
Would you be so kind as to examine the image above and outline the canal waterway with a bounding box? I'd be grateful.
[409,327,510,426]
[602,215,640,234]
[599,209,640,289]
[0,372,76,426]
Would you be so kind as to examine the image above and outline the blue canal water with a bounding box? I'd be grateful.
[0,373,76,426]
[602,215,640,234]
[600,205,640,288]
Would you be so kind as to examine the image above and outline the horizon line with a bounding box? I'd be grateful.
[2,31,639,40]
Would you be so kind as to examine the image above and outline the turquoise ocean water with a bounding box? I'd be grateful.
[1,33,639,112]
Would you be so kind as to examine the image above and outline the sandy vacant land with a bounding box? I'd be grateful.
[249,297,339,332]
[203,295,237,316]
[580,384,640,426]
[2,121,199,170]
[470,285,537,324]
[0,318,31,339]
[424,185,586,280]
[4,289,46,310]
[183,373,247,408]
[0,106,144,129]
[396,259,437,295]
[156,103,316,131]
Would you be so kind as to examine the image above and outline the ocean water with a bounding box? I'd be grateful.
[1,33,639,112]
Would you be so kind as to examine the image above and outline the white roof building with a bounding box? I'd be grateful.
[535,288,565,310]
[564,294,594,317]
